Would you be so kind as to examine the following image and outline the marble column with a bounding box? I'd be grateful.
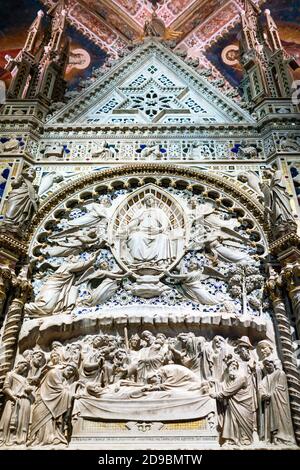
[0,267,14,320]
[267,272,300,446]
[0,270,31,396]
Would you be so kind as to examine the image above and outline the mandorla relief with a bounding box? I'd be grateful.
[0,182,297,448]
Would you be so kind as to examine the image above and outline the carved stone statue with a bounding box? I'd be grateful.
[121,194,172,266]
[201,335,229,381]
[0,359,34,446]
[56,196,111,235]
[2,167,39,232]
[136,336,168,382]
[234,336,258,431]
[167,261,222,305]
[28,363,78,446]
[46,228,99,257]
[256,340,281,371]
[92,141,116,159]
[259,168,295,235]
[169,332,205,376]
[77,261,129,306]
[236,141,259,159]
[212,358,254,446]
[259,359,296,445]
[25,252,100,317]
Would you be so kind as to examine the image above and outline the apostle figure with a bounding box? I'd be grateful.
[136,336,168,382]
[0,359,34,446]
[211,358,254,446]
[2,167,39,231]
[169,332,205,376]
[25,251,100,317]
[259,359,296,445]
[123,194,172,265]
[29,363,78,446]
[234,336,258,436]
[260,168,295,234]
[201,335,229,381]
[256,340,281,378]
[28,350,47,387]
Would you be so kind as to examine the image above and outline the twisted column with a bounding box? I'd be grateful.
[0,266,14,321]
[282,263,300,340]
[0,270,31,395]
[267,272,300,446]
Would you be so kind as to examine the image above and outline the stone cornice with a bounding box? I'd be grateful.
[0,232,28,257]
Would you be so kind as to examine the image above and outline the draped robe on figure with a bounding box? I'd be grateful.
[29,368,76,446]
[127,207,172,263]
[0,372,33,445]
[217,375,254,444]
[25,258,94,316]
[259,369,296,444]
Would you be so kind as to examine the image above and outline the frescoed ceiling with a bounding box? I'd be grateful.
[0,0,300,90]
[38,0,265,54]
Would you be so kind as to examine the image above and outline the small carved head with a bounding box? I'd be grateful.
[226,358,239,379]
[188,260,200,271]
[31,350,46,367]
[99,260,109,270]
[143,194,155,207]
[92,335,106,349]
[15,358,30,376]
[147,372,162,385]
[101,195,111,207]
[51,341,63,351]
[141,330,155,345]
[212,335,225,351]
[63,363,78,380]
[257,340,273,360]
[129,334,141,350]
[24,166,36,181]
[177,332,189,345]
[263,358,276,374]
[114,348,128,363]
[49,351,61,365]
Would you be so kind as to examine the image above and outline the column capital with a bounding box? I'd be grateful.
[281,262,300,292]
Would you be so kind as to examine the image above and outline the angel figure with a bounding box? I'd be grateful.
[189,209,252,265]
[76,261,131,306]
[45,228,99,257]
[166,260,225,305]
[53,196,112,239]
[25,251,101,317]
